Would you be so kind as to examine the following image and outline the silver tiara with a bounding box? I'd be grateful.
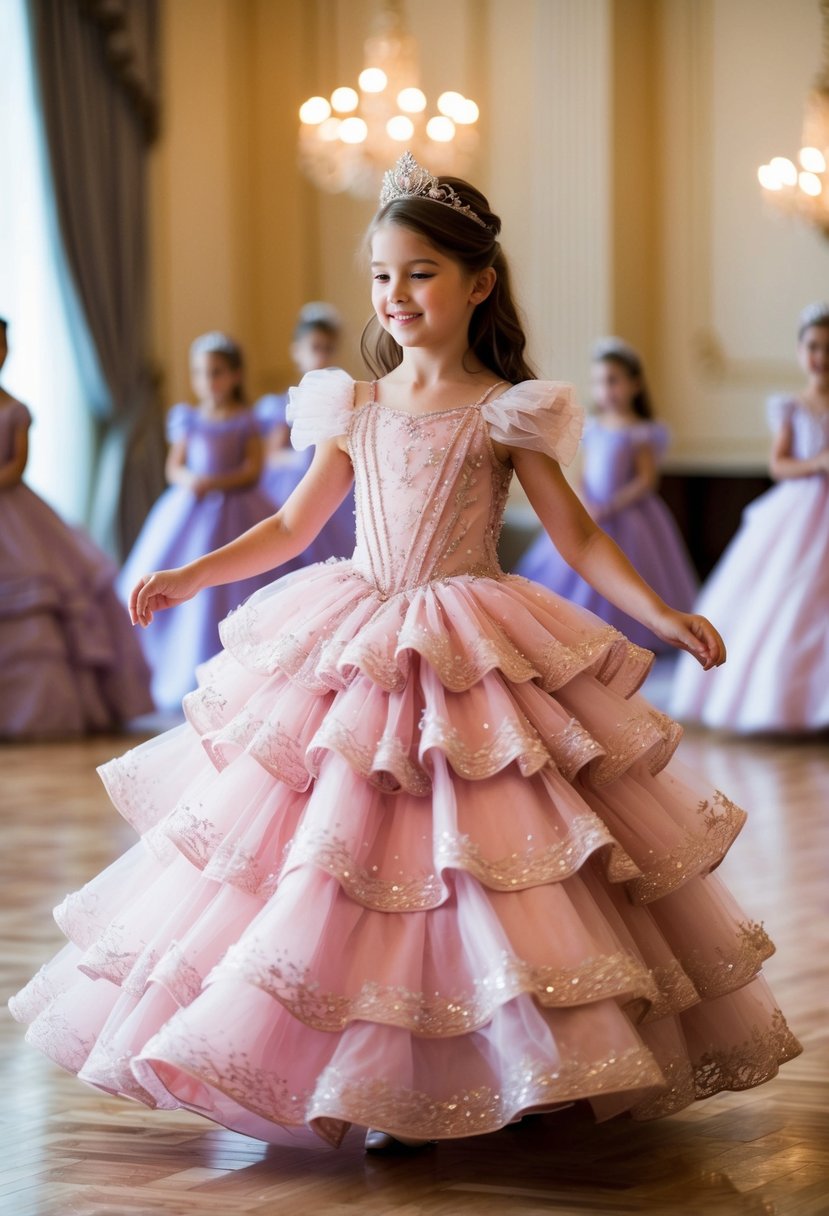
[298,301,342,329]
[379,151,490,230]
[591,336,642,370]
[798,301,829,336]
[190,331,241,359]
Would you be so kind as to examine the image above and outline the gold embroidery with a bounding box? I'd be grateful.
[211,943,662,1036]
[677,920,775,999]
[419,711,551,780]
[628,791,747,904]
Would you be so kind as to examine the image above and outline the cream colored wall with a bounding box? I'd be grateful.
[150,0,829,470]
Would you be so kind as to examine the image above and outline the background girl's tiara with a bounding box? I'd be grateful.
[591,336,643,371]
[379,151,491,230]
[190,331,242,359]
[797,301,829,337]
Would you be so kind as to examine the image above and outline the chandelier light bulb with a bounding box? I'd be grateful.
[359,67,387,93]
[339,116,368,144]
[454,98,479,124]
[397,87,426,113]
[386,114,415,142]
[299,96,331,125]
[769,157,797,187]
[318,117,342,142]
[799,170,823,196]
[426,115,456,142]
[799,146,827,173]
[331,86,359,113]
[757,164,782,190]
[437,91,466,121]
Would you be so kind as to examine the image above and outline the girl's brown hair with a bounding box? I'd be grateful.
[592,342,654,420]
[361,179,536,384]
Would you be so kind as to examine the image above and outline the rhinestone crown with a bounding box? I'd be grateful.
[379,151,491,231]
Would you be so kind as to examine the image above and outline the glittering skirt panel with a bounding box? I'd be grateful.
[9,561,801,1145]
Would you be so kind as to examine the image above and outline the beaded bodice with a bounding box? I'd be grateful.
[348,392,513,597]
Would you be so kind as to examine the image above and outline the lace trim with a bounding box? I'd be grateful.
[25,1008,95,1074]
[419,711,551,780]
[628,791,747,904]
[548,717,605,781]
[210,943,661,1036]
[392,623,539,692]
[310,717,432,795]
[150,941,206,1007]
[633,1009,802,1119]
[678,920,775,1000]
[589,710,682,786]
[536,627,624,693]
[434,820,641,891]
[312,1047,664,1140]
[287,829,444,910]
[98,751,164,835]
[204,707,313,791]
[646,961,700,1022]
[80,1044,164,1106]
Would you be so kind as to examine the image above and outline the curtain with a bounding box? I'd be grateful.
[26,0,164,558]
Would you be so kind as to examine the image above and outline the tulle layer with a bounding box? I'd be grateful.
[9,560,800,1140]
[0,485,153,737]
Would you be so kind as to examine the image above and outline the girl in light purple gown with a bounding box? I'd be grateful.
[254,303,354,565]
[672,302,829,732]
[11,156,799,1154]
[517,339,697,651]
[0,317,152,738]
[119,333,276,710]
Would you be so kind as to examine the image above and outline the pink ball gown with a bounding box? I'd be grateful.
[0,399,153,738]
[254,391,355,565]
[9,370,800,1145]
[118,404,277,710]
[516,419,698,652]
[671,396,829,732]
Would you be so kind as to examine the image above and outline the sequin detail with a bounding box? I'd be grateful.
[629,792,747,903]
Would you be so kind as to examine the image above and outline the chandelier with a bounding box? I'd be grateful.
[297,0,479,198]
[757,0,829,237]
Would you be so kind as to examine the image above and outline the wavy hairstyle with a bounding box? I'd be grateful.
[591,338,653,420]
[361,179,536,384]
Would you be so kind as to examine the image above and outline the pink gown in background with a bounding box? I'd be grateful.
[0,400,153,738]
[516,419,697,652]
[671,396,829,732]
[9,370,800,1145]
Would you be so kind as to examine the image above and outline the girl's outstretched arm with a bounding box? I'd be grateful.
[131,440,353,626]
[0,421,28,490]
[511,446,725,669]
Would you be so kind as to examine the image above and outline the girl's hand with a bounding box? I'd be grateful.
[651,608,726,670]
[130,565,203,627]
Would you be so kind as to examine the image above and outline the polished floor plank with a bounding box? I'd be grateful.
[1,728,827,1215]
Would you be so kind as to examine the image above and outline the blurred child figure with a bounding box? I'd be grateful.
[255,303,354,563]
[0,317,152,737]
[119,332,275,709]
[517,338,697,651]
[672,302,829,732]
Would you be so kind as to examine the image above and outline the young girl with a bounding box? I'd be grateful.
[517,339,697,651]
[254,302,354,565]
[10,155,799,1153]
[0,317,152,738]
[118,332,276,709]
[672,302,829,732]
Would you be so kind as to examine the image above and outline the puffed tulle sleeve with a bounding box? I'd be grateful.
[286,368,355,450]
[165,402,194,444]
[632,420,670,459]
[481,380,584,466]
[766,394,795,434]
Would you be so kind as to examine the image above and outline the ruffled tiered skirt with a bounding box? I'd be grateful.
[9,561,800,1143]
[0,483,152,739]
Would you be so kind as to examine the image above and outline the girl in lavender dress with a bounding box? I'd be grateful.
[254,303,354,565]
[672,302,829,732]
[119,332,275,710]
[517,339,698,651]
[0,317,152,738]
[11,156,799,1153]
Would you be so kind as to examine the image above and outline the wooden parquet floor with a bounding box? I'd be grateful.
[1,728,827,1216]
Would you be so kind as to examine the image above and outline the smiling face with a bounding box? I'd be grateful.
[190,350,242,407]
[798,322,829,386]
[370,221,491,356]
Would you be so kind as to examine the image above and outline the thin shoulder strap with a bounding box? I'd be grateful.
[475,380,509,407]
